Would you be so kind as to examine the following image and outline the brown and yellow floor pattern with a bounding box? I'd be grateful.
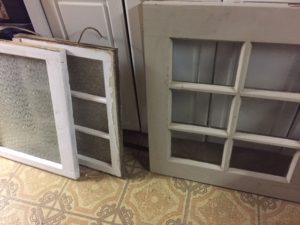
[0,147,300,225]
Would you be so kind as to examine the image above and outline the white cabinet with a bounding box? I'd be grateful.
[25,0,140,131]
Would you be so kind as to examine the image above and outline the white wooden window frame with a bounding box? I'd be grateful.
[0,41,79,179]
[144,1,300,202]
[14,35,122,177]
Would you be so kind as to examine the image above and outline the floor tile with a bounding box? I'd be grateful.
[121,173,187,225]
[0,200,32,225]
[123,147,148,180]
[0,157,19,176]
[62,166,126,217]
[1,148,300,225]
[188,187,259,225]
[12,164,67,203]
[259,198,300,225]
[61,214,95,225]
[0,175,19,209]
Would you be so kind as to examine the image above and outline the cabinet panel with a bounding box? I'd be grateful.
[57,1,113,46]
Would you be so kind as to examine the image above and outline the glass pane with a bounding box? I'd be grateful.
[237,97,299,139]
[172,39,241,86]
[230,140,296,176]
[171,131,225,165]
[288,110,300,140]
[0,54,60,163]
[72,97,108,132]
[245,43,300,93]
[172,90,232,129]
[67,55,105,96]
[76,131,111,163]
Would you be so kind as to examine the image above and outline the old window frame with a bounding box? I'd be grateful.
[0,41,79,179]
[14,35,122,177]
[144,1,300,202]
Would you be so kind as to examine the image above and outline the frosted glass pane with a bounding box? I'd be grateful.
[245,43,300,93]
[171,131,224,165]
[72,97,108,132]
[67,55,105,96]
[172,39,241,86]
[76,131,111,163]
[237,97,299,139]
[0,54,60,163]
[172,90,232,129]
[230,140,296,176]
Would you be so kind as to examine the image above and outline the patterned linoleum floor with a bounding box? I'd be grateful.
[1,147,300,225]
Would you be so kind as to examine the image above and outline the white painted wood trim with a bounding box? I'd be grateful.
[13,36,112,61]
[227,96,242,137]
[228,168,289,183]
[103,56,122,177]
[169,123,228,138]
[0,41,79,179]
[234,132,300,149]
[170,81,236,95]
[78,154,115,175]
[106,0,140,131]
[124,0,148,132]
[242,89,300,102]
[286,151,300,182]
[170,122,300,151]
[169,157,222,171]
[45,49,79,179]
[221,139,233,170]
[143,2,300,45]
[0,147,77,177]
[234,42,252,91]
[71,91,107,104]
[23,0,53,37]
[74,125,110,140]
[221,42,252,171]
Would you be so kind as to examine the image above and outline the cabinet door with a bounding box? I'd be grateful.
[27,0,140,131]
[144,1,300,202]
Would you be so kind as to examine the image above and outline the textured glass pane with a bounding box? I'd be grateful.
[67,55,105,96]
[171,131,224,165]
[230,140,296,176]
[237,97,299,139]
[172,39,241,86]
[0,54,60,163]
[172,90,232,129]
[72,97,108,132]
[245,43,300,93]
[76,131,111,163]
